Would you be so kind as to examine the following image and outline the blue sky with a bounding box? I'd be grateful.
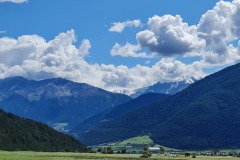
[0,0,239,94]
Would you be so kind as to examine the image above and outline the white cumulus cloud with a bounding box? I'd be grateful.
[2,0,240,94]
[195,0,240,66]
[0,29,205,95]
[109,20,142,33]
[0,0,27,3]
[111,43,154,58]
[136,15,205,57]
[101,58,205,94]
[110,0,240,70]
[79,39,91,57]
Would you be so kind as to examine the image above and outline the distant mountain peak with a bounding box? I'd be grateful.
[130,79,194,98]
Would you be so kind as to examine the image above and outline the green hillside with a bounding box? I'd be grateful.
[0,109,86,152]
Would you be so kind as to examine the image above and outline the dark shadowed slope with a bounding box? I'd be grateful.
[0,77,131,131]
[0,109,86,152]
[72,93,170,136]
[80,63,240,150]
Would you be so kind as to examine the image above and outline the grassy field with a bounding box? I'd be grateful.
[0,151,239,160]
[92,135,179,153]
[92,135,154,153]
[1,136,239,159]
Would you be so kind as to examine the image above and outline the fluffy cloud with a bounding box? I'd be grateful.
[111,43,154,58]
[2,0,240,94]
[0,35,46,66]
[0,0,27,3]
[104,0,240,94]
[101,58,205,94]
[136,15,205,56]
[109,20,142,33]
[196,0,240,66]
[79,39,91,57]
[111,0,240,69]
[197,0,235,54]
[110,15,206,58]
[0,30,205,94]
[0,29,92,79]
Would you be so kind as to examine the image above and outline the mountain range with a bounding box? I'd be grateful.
[0,109,86,152]
[77,63,240,150]
[130,80,192,98]
[0,77,131,131]
[2,62,240,150]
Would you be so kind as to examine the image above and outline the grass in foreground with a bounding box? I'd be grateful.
[0,151,239,160]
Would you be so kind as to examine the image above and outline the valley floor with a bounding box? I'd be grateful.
[0,151,239,160]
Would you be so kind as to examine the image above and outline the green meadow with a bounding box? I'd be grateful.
[0,151,239,160]
[92,135,181,154]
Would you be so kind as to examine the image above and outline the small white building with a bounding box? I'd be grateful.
[149,147,160,154]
